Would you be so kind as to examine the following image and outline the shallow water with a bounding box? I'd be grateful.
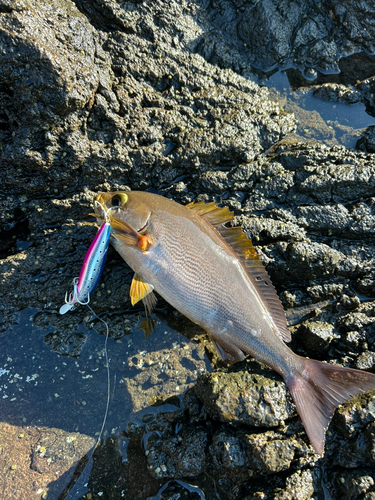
[266,69,375,149]
[0,307,211,499]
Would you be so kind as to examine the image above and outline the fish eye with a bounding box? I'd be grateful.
[111,193,128,207]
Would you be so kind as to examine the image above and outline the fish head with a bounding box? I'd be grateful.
[94,191,152,232]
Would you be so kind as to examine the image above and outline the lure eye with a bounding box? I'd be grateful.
[111,193,128,207]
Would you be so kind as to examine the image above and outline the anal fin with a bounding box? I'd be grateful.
[142,290,157,317]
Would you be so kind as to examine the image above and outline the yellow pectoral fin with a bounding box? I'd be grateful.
[130,273,155,307]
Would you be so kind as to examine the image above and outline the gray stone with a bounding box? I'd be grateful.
[357,126,375,153]
[313,83,363,105]
[330,468,375,499]
[245,432,309,474]
[146,425,209,478]
[194,370,295,428]
[197,0,375,77]
[294,320,337,356]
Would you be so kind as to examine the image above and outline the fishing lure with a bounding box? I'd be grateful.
[60,204,111,315]
[59,204,113,498]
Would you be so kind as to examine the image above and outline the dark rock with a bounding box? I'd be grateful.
[210,430,249,470]
[1,0,375,498]
[329,468,375,499]
[148,480,205,500]
[356,351,375,370]
[313,83,363,104]
[325,393,375,468]
[294,320,338,356]
[334,391,375,439]
[244,431,312,474]
[275,468,322,500]
[356,76,375,117]
[146,425,209,478]
[194,370,295,428]
[199,0,375,77]
[357,126,375,153]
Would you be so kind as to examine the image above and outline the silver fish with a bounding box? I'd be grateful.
[94,190,375,455]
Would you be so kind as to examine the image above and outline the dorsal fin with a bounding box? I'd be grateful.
[186,201,291,343]
[186,201,233,225]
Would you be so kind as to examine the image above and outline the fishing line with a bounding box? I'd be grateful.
[87,303,111,449]
[64,304,111,500]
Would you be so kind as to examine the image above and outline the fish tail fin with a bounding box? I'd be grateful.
[286,359,375,455]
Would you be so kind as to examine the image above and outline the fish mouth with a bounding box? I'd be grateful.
[93,193,115,221]
[94,193,106,212]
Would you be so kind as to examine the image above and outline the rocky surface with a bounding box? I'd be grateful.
[193,367,295,427]
[0,422,94,500]
[1,0,375,499]
[196,0,375,78]
[125,343,209,412]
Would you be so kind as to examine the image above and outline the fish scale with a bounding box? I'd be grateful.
[94,190,375,456]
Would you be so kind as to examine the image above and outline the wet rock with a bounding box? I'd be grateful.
[356,76,375,117]
[356,351,375,370]
[194,369,295,428]
[276,468,322,500]
[294,320,337,356]
[226,458,322,499]
[329,468,375,499]
[0,0,296,206]
[148,480,205,500]
[1,0,375,498]
[146,425,209,479]
[356,126,375,153]
[327,402,375,468]
[313,83,363,104]
[334,391,375,439]
[125,343,209,412]
[209,429,252,487]
[337,308,375,334]
[244,431,312,474]
[210,430,249,470]
[294,204,351,235]
[0,0,107,192]
[199,0,375,77]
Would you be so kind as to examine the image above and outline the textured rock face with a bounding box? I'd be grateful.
[194,370,295,427]
[1,1,375,500]
[198,0,375,77]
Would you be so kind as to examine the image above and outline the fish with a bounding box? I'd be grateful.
[60,203,111,315]
[93,190,375,455]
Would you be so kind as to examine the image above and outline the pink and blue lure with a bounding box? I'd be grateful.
[60,204,111,315]
[59,204,113,495]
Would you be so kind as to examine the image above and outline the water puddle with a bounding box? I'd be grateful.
[0,308,211,499]
[266,69,375,149]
